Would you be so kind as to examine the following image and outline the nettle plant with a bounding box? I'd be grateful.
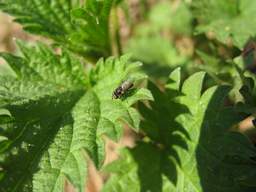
[1,0,256,192]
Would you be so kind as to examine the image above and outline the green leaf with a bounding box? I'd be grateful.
[1,40,87,87]
[193,0,256,48]
[102,143,162,192]
[82,55,153,167]
[0,0,78,39]
[69,0,113,60]
[0,42,86,192]
[32,115,87,192]
[0,0,114,61]
[103,68,256,192]
[0,42,151,191]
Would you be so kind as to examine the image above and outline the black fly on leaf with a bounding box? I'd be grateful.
[112,80,134,99]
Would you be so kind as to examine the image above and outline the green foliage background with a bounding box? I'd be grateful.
[0,0,256,192]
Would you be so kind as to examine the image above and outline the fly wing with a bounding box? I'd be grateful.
[121,81,133,91]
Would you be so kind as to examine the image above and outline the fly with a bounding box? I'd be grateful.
[112,80,134,99]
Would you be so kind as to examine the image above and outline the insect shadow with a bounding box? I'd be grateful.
[119,88,137,101]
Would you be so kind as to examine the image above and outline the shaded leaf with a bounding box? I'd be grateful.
[103,68,256,192]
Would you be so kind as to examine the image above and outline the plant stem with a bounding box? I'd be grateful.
[113,6,122,56]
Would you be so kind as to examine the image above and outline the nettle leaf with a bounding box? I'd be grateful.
[0,43,86,192]
[0,42,151,191]
[103,68,256,192]
[0,0,114,61]
[0,40,87,87]
[81,55,153,168]
[102,142,162,192]
[0,0,78,40]
[193,0,256,48]
[70,0,113,60]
